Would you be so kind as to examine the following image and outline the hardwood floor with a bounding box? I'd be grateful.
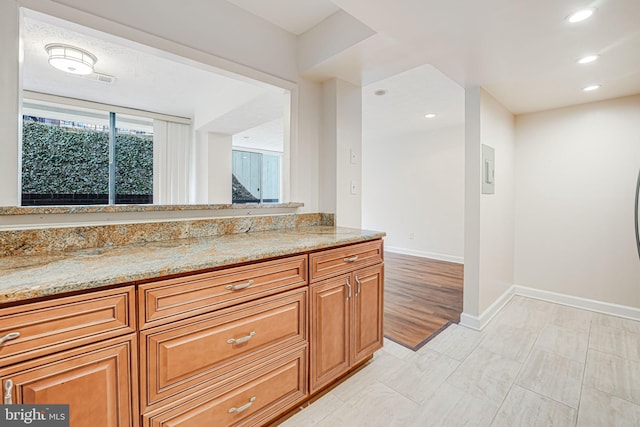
[383,252,463,350]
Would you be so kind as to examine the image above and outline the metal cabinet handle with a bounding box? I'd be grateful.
[345,277,352,300]
[227,331,255,345]
[4,379,12,404]
[343,255,359,263]
[355,275,361,297]
[228,396,256,414]
[0,332,20,346]
[226,280,254,291]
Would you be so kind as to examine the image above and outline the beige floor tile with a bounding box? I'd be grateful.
[548,304,593,332]
[378,347,460,404]
[277,392,344,426]
[445,347,522,405]
[423,323,484,361]
[478,324,539,363]
[316,381,421,427]
[592,312,640,334]
[534,324,589,361]
[491,385,577,427]
[487,302,547,333]
[381,337,415,360]
[590,323,640,361]
[412,382,498,427]
[584,349,640,405]
[515,349,584,408]
[577,386,640,427]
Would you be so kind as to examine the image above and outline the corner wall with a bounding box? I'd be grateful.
[514,94,640,308]
[463,87,516,324]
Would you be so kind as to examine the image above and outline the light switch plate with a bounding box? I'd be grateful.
[350,180,358,195]
[482,144,495,194]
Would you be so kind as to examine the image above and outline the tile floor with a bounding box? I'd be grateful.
[278,296,640,426]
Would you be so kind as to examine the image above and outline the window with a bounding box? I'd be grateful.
[21,100,153,206]
[232,150,281,204]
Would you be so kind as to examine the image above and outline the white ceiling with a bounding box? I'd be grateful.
[232,0,640,115]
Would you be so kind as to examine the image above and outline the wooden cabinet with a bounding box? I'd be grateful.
[0,287,138,427]
[309,241,384,393]
[0,238,383,426]
[140,288,307,411]
[142,346,307,427]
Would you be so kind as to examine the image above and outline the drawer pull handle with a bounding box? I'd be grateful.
[343,255,359,263]
[4,379,12,405]
[228,396,256,414]
[355,275,361,296]
[0,332,20,346]
[227,331,255,345]
[346,277,352,300]
[226,280,254,291]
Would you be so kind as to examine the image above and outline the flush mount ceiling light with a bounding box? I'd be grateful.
[583,84,601,92]
[567,9,594,23]
[424,113,437,118]
[577,54,599,64]
[45,44,97,75]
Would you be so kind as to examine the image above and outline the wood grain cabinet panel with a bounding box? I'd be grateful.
[0,286,135,366]
[309,240,382,282]
[140,288,307,410]
[0,334,138,427]
[310,241,384,393]
[139,255,307,329]
[142,346,307,427]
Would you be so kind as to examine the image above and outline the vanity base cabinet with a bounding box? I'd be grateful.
[309,241,384,394]
[0,334,138,427]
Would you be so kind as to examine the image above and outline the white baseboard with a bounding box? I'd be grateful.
[459,286,516,331]
[513,285,640,322]
[460,284,640,331]
[384,246,464,264]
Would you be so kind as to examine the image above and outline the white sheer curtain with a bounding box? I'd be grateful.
[153,120,193,204]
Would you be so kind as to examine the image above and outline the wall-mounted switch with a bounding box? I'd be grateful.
[350,180,358,195]
[350,149,359,165]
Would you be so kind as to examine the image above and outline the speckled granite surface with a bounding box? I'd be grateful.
[0,213,334,257]
[0,226,384,304]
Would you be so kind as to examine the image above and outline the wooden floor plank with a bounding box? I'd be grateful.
[383,252,464,350]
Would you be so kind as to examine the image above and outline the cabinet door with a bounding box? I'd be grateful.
[0,334,138,427]
[352,265,384,364]
[309,274,350,392]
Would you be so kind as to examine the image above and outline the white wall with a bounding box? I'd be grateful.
[514,94,640,308]
[319,78,362,227]
[463,87,516,321]
[0,0,20,206]
[362,125,464,262]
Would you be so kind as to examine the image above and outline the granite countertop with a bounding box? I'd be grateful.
[0,226,385,304]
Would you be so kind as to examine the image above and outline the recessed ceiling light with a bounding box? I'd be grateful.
[424,113,437,119]
[577,55,599,64]
[374,89,387,96]
[583,84,601,92]
[567,9,594,23]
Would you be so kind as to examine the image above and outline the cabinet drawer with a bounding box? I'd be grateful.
[143,345,307,427]
[139,255,307,329]
[140,288,307,410]
[0,286,135,366]
[309,240,383,282]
